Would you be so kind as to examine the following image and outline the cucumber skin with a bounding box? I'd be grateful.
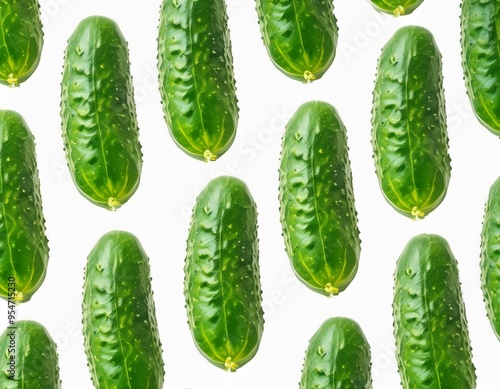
[461,0,500,135]
[279,101,360,296]
[83,231,164,388]
[372,26,450,220]
[158,0,238,161]
[184,176,263,371]
[480,176,500,340]
[61,16,142,210]
[368,0,424,15]
[0,0,43,86]
[300,317,372,389]
[255,0,338,82]
[0,320,61,388]
[393,234,476,389]
[0,111,48,303]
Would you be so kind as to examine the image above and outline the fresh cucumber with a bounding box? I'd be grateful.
[255,0,338,82]
[367,0,424,15]
[372,26,451,219]
[279,101,360,296]
[184,176,263,371]
[83,231,164,388]
[393,234,476,388]
[0,110,48,303]
[61,16,142,210]
[158,0,238,161]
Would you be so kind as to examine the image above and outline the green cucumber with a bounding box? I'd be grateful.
[461,0,500,135]
[393,234,476,388]
[372,26,451,220]
[255,0,338,82]
[83,231,164,388]
[300,317,372,389]
[61,16,142,210]
[279,101,360,297]
[0,110,48,303]
[480,176,500,340]
[0,320,61,388]
[184,176,263,371]
[158,0,238,161]
[367,0,424,16]
[0,0,43,86]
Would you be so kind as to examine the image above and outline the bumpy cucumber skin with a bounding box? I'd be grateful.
[158,0,238,161]
[255,0,338,82]
[279,101,360,297]
[461,0,500,135]
[0,111,48,303]
[0,320,61,388]
[61,16,142,210]
[393,234,476,389]
[481,176,500,340]
[368,0,424,15]
[300,317,372,389]
[184,176,263,371]
[83,231,164,388]
[0,0,43,86]
[372,26,450,220]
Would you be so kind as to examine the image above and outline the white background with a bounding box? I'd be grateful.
[1,0,499,388]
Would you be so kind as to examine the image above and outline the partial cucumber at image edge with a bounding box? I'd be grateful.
[300,317,372,389]
[83,231,164,388]
[368,0,425,16]
[0,320,61,388]
[461,0,500,136]
[158,0,238,162]
[255,0,338,82]
[0,110,49,303]
[393,234,476,388]
[0,0,43,86]
[61,16,142,211]
[481,176,500,340]
[184,176,263,371]
[372,26,451,220]
[279,101,361,297]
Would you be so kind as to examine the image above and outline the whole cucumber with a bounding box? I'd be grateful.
[461,0,500,135]
[158,0,238,161]
[300,317,372,389]
[61,16,142,210]
[83,231,164,388]
[372,26,450,219]
[279,101,360,296]
[0,110,48,303]
[255,0,338,82]
[184,176,263,371]
[0,320,61,388]
[0,0,43,86]
[480,176,500,340]
[367,0,424,16]
[393,234,476,388]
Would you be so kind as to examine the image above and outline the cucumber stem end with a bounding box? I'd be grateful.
[224,357,238,372]
[393,5,405,16]
[303,70,315,83]
[324,283,339,297]
[204,150,217,162]
[411,206,425,220]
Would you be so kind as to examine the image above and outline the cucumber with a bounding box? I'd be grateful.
[0,110,48,303]
[480,176,500,340]
[0,0,43,86]
[83,231,164,388]
[255,0,338,82]
[0,320,61,388]
[61,16,142,210]
[367,0,424,16]
[461,0,500,135]
[393,234,476,388]
[300,317,372,389]
[158,0,238,162]
[372,26,451,220]
[184,176,263,371]
[279,101,360,297]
